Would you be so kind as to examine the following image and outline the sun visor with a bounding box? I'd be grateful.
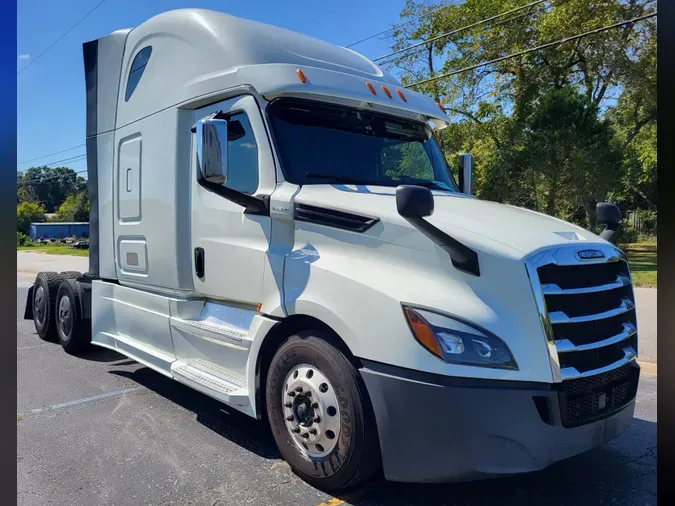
[240,64,451,129]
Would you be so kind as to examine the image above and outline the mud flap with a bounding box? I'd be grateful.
[24,285,34,320]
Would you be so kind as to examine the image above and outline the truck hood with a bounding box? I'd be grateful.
[294,185,604,257]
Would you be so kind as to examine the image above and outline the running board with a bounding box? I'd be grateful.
[171,359,249,406]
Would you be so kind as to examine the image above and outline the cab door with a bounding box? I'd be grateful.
[190,95,275,305]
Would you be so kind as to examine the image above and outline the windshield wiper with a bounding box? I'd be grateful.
[305,173,392,186]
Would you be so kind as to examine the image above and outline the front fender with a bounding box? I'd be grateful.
[281,233,554,383]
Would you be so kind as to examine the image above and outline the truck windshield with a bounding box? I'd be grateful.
[267,98,458,191]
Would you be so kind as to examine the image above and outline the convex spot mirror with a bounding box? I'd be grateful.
[196,118,229,185]
[396,185,435,218]
[596,202,622,243]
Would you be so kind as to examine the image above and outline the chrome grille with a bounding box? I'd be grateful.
[525,244,639,427]
[525,245,638,382]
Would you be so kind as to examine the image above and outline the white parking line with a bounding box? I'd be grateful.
[19,386,147,417]
[17,343,51,351]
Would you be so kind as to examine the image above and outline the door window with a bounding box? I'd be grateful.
[223,113,259,195]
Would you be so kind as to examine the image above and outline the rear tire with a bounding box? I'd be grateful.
[32,272,62,342]
[266,332,380,492]
[55,280,91,355]
[60,271,82,280]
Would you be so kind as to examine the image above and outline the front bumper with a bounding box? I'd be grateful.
[360,360,638,483]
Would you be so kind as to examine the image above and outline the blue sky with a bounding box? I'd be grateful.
[17,0,407,175]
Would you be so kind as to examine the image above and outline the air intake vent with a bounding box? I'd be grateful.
[294,204,379,233]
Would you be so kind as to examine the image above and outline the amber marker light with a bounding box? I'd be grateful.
[403,307,443,359]
[365,82,377,95]
[296,69,307,83]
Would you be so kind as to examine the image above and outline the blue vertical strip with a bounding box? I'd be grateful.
[0,0,18,502]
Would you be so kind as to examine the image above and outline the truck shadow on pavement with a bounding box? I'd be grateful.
[109,367,282,460]
[109,366,656,506]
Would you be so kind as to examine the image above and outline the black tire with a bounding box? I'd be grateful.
[55,280,91,355]
[60,271,82,280]
[32,272,62,342]
[266,332,380,492]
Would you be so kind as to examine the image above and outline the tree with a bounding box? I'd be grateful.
[55,192,90,222]
[17,201,46,234]
[385,0,656,225]
[16,166,87,212]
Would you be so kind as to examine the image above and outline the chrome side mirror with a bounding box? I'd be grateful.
[196,118,228,185]
[458,153,473,195]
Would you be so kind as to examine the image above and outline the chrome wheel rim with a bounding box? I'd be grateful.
[58,294,72,337]
[282,364,341,459]
[34,286,46,324]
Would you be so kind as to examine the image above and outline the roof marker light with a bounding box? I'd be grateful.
[365,82,377,95]
[296,69,307,83]
[437,101,446,112]
[381,86,392,98]
[396,89,407,102]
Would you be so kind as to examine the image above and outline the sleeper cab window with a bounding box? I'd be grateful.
[125,46,152,102]
[224,113,259,195]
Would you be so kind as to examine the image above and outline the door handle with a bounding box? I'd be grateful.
[194,247,205,278]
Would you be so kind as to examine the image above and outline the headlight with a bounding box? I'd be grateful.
[402,305,518,370]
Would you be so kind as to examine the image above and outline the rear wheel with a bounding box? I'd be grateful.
[60,271,82,280]
[32,272,62,342]
[266,332,380,491]
[55,280,91,354]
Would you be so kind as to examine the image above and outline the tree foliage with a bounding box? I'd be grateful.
[16,166,87,212]
[386,0,656,227]
[17,201,46,234]
[55,193,90,222]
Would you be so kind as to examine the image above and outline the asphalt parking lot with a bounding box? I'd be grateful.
[17,270,657,506]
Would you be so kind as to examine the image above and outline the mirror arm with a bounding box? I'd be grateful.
[407,216,480,276]
[599,222,620,243]
[198,178,269,216]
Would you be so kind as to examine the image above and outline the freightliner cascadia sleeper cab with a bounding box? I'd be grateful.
[25,9,640,491]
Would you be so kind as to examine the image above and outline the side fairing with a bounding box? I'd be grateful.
[83,30,131,279]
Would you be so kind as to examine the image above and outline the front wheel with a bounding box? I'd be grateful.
[266,332,380,491]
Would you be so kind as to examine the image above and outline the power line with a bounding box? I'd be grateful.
[18,144,86,165]
[374,0,547,63]
[406,11,656,89]
[345,1,462,49]
[18,169,88,187]
[19,153,87,170]
[17,0,109,75]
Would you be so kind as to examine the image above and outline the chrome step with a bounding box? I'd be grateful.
[171,360,248,406]
[172,317,248,341]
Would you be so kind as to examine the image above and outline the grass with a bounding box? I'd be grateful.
[17,242,89,257]
[621,241,657,288]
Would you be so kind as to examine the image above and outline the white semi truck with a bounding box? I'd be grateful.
[25,9,640,491]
